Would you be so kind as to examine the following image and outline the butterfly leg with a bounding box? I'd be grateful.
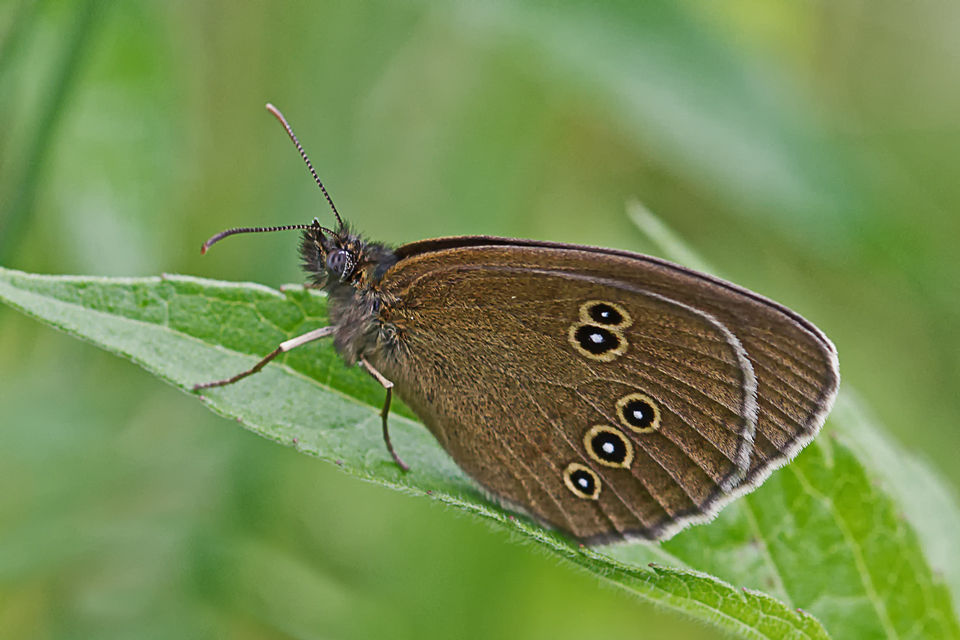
[193,326,336,390]
[359,357,410,472]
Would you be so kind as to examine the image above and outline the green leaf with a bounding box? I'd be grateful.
[1,264,957,640]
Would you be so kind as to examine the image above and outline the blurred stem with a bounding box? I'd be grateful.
[0,0,101,265]
[0,0,41,83]
[0,0,43,195]
[627,200,717,275]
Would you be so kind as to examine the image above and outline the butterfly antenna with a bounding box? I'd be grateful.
[265,103,344,229]
[200,220,329,254]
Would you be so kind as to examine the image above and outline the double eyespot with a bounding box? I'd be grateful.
[568,301,632,362]
[561,391,663,500]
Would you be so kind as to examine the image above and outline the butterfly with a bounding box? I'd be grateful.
[194,104,839,544]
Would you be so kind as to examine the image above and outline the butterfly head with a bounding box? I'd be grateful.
[300,219,397,291]
[201,105,397,296]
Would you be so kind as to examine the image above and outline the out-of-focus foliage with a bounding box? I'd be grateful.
[1,0,959,638]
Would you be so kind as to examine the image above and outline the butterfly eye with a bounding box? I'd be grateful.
[325,249,352,278]
[568,323,628,362]
[616,392,661,433]
[583,425,634,468]
[563,463,601,500]
[580,301,632,329]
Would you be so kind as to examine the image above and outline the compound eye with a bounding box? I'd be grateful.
[325,249,351,276]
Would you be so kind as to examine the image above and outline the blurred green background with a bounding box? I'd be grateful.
[1,0,958,638]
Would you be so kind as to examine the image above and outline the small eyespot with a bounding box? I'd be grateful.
[580,301,632,329]
[563,463,601,500]
[568,323,628,362]
[325,249,351,277]
[616,392,661,433]
[583,425,634,468]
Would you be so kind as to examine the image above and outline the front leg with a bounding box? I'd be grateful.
[194,325,336,390]
[359,357,410,472]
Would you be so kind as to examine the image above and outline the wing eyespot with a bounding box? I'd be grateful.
[563,463,601,500]
[616,392,661,433]
[568,323,628,362]
[583,425,634,468]
[580,300,632,329]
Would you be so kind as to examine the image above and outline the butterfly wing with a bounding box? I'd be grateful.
[369,241,836,541]
[395,238,839,491]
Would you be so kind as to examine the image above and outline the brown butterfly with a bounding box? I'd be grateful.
[195,104,839,544]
